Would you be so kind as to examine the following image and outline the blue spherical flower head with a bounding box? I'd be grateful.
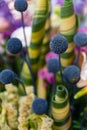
[74,32,87,47]
[32,98,48,115]
[6,38,22,55]
[50,34,68,54]
[47,58,59,73]
[0,69,15,84]
[63,65,80,84]
[14,0,28,12]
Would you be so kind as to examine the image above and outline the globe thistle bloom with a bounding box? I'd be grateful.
[46,58,59,73]
[32,98,48,115]
[14,0,28,12]
[6,38,22,55]
[74,32,87,47]
[0,69,15,84]
[63,65,80,84]
[0,69,26,95]
[50,34,68,54]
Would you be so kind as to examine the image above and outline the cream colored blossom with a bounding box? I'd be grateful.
[18,94,35,130]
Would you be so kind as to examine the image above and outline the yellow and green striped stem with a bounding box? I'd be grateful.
[38,0,51,68]
[20,0,49,86]
[29,0,49,73]
[37,77,47,99]
[51,85,71,130]
[38,16,51,68]
[60,0,79,68]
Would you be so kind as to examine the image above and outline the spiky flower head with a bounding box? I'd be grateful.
[50,34,68,54]
[0,69,15,84]
[46,58,59,73]
[6,38,22,55]
[14,0,28,12]
[63,65,80,84]
[74,32,87,47]
[32,98,48,115]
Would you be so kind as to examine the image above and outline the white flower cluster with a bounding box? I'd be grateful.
[0,84,19,130]
[18,87,35,130]
[40,115,53,130]
[29,114,53,130]
[0,85,53,130]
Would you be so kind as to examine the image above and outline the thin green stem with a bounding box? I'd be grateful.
[21,12,37,95]
[59,54,64,84]
[15,76,27,95]
[21,12,28,53]
[25,55,37,95]
[77,47,80,66]
[80,112,87,130]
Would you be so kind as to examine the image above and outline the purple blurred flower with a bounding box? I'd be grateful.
[45,52,58,62]
[0,34,4,44]
[73,0,84,15]
[38,68,48,79]
[0,0,22,38]
[78,26,87,34]
[73,0,87,15]
[75,46,87,54]
[38,67,55,84]
[56,0,64,6]
[0,0,14,24]
[0,34,4,54]
[46,72,55,84]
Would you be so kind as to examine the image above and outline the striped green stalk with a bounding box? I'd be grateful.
[38,0,51,68]
[60,0,79,68]
[20,0,49,86]
[37,77,47,99]
[51,85,71,130]
[29,0,49,73]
